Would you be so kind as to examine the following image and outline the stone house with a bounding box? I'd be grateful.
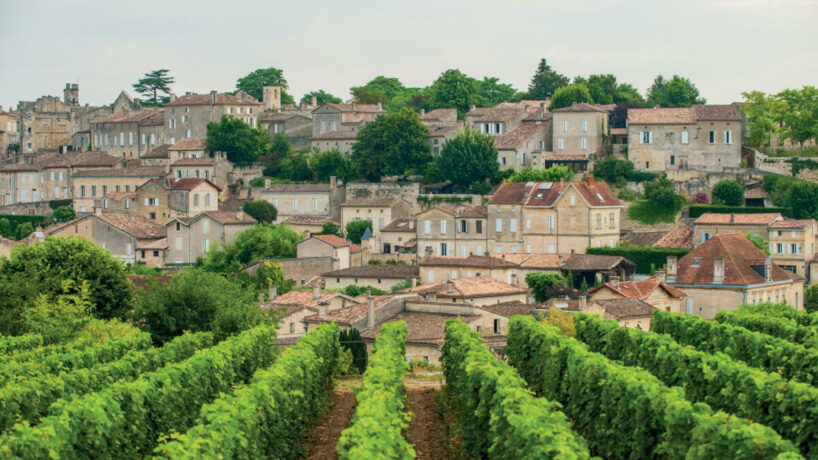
[263,286,365,342]
[259,179,344,222]
[163,91,262,144]
[693,212,783,247]
[96,191,137,214]
[768,219,818,281]
[296,234,362,271]
[167,138,207,161]
[487,178,623,255]
[136,237,168,267]
[259,111,313,148]
[135,178,220,221]
[140,144,172,166]
[169,151,233,200]
[46,213,166,265]
[379,218,416,255]
[582,297,656,329]
[309,130,359,155]
[282,216,341,236]
[323,264,419,291]
[165,211,256,264]
[416,205,488,259]
[427,126,460,156]
[400,277,528,307]
[586,275,687,314]
[419,108,458,130]
[311,103,385,136]
[0,108,18,156]
[495,122,550,171]
[341,197,412,243]
[465,107,528,135]
[551,102,609,154]
[17,93,72,154]
[627,104,743,172]
[666,232,805,319]
[89,109,165,159]
[72,165,167,213]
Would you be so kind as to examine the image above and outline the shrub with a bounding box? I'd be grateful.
[715,309,818,347]
[712,179,745,206]
[51,205,76,222]
[242,200,277,223]
[345,219,372,245]
[525,272,568,302]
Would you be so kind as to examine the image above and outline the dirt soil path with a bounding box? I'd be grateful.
[300,390,356,460]
[406,386,449,460]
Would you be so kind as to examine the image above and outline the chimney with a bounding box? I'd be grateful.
[351,103,356,112]
[236,211,243,220]
[264,177,270,189]
[713,258,725,283]
[446,280,455,293]
[655,105,660,109]
[209,90,217,105]
[367,294,375,328]
[409,220,414,230]
[313,284,321,300]
[268,284,277,301]
[765,256,772,282]
[377,102,382,110]
[420,109,425,116]
[311,95,317,107]
[169,93,177,103]
[610,275,620,289]
[330,176,337,189]
[579,295,587,311]
[411,277,417,287]
[511,273,518,286]
[654,270,666,283]
[666,256,677,283]
[469,104,476,112]
[319,302,329,319]
[558,253,564,265]
[588,175,594,186]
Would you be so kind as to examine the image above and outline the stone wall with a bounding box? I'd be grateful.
[754,149,792,176]
[347,182,420,208]
[0,201,53,216]
[277,256,334,286]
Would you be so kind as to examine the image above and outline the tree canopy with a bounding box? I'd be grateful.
[351,76,420,112]
[506,166,574,183]
[526,58,569,99]
[777,86,818,153]
[548,83,594,110]
[196,223,301,275]
[132,69,174,105]
[206,115,270,164]
[310,148,354,182]
[478,77,521,106]
[646,75,706,108]
[351,109,431,181]
[525,272,568,302]
[242,200,278,223]
[300,90,342,106]
[426,69,486,118]
[435,129,499,191]
[643,176,685,213]
[711,179,745,206]
[345,220,372,245]
[235,67,295,105]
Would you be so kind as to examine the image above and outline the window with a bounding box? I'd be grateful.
[312,198,318,210]
[439,243,448,256]
[203,219,209,233]
[91,185,96,197]
[292,198,298,210]
[581,137,587,150]
[681,130,689,144]
[493,319,499,334]
[708,131,716,144]
[102,185,107,196]
[129,132,133,146]
[186,130,191,139]
[80,185,85,197]
[609,212,615,229]
[428,270,434,283]
[205,194,211,207]
[548,244,555,253]
[125,199,130,209]
[495,218,502,232]
[562,120,568,132]
[641,131,652,144]
[791,243,799,254]
[450,270,457,280]
[424,220,431,234]
[581,120,588,132]
[526,218,531,229]
[548,215,554,230]
[725,130,732,144]
[126,243,132,255]
[596,213,602,230]
[510,218,517,232]
[50,171,54,181]
[176,236,183,250]
[475,245,483,256]
[476,220,482,234]
[103,199,109,209]
[510,246,518,253]
[150,133,155,145]
[459,220,468,233]
[702,233,711,243]
[569,195,575,206]
[141,134,146,145]
[495,123,502,135]
[203,239,210,253]
[495,245,502,253]
[54,186,59,198]
[193,194,200,206]
[440,220,447,234]
[238,107,243,114]
[670,155,675,165]
[557,138,564,150]
[460,245,467,257]
[120,133,124,145]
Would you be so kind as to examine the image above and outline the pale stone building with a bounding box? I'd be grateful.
[259,111,313,148]
[768,219,818,280]
[323,264,419,291]
[135,178,220,221]
[379,218,416,255]
[416,205,488,259]
[89,109,165,159]
[296,234,362,270]
[693,212,783,247]
[427,126,460,156]
[0,108,18,156]
[72,165,166,213]
[666,232,804,319]
[259,179,343,222]
[419,108,458,130]
[587,275,687,314]
[309,131,358,155]
[311,103,385,136]
[627,104,743,172]
[165,211,256,264]
[551,102,609,155]
[341,197,412,240]
[163,91,262,143]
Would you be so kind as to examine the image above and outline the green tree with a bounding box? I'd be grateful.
[548,83,594,110]
[478,77,520,105]
[300,90,342,106]
[242,200,277,223]
[784,180,818,219]
[711,179,745,206]
[15,222,33,240]
[25,280,92,345]
[615,83,645,105]
[741,90,786,147]
[52,205,76,222]
[350,86,389,105]
[234,260,293,299]
[643,176,685,214]
[805,283,818,313]
[318,221,341,237]
[435,129,499,191]
[351,109,431,181]
[646,75,706,108]
[259,132,292,175]
[777,86,818,153]
[427,69,486,118]
[506,166,574,183]
[525,272,568,302]
[744,233,769,255]
[279,151,314,181]
[593,157,634,184]
[526,58,569,99]
[197,224,301,274]
[0,237,132,320]
[235,67,295,105]
[353,76,419,112]
[133,269,271,344]
[132,69,174,105]
[206,115,270,164]
[0,218,10,238]
[345,220,372,245]
[340,328,368,373]
[310,148,354,182]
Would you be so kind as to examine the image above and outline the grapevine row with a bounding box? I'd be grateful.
[506,316,799,459]
[336,321,415,460]
[2,338,94,365]
[442,319,591,459]
[0,326,276,459]
[652,309,818,384]
[0,334,43,354]
[0,331,213,432]
[738,302,818,327]
[715,310,818,347]
[574,313,818,458]
[154,324,339,459]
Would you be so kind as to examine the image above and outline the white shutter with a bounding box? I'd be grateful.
[144,198,149,206]
[639,131,644,144]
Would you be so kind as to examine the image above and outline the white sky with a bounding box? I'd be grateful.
[1,0,816,110]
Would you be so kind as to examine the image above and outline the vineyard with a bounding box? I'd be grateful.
[1,302,817,459]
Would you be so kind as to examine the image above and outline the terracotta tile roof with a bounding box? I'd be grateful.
[310,131,359,141]
[169,139,207,150]
[323,265,418,278]
[172,157,216,166]
[398,237,416,249]
[96,213,166,240]
[91,109,163,125]
[490,180,621,208]
[165,92,260,106]
[341,197,400,207]
[142,144,171,159]
[693,104,742,121]
[479,301,535,318]
[263,183,332,192]
[551,102,608,113]
[487,181,531,204]
[673,233,799,285]
[420,108,457,120]
[0,153,58,172]
[509,253,563,269]
[628,108,694,124]
[381,218,415,233]
[694,213,782,225]
[301,234,351,248]
[218,198,247,212]
[165,177,222,192]
[264,289,356,311]
[623,231,667,247]
[136,237,168,250]
[198,211,256,225]
[318,103,385,114]
[361,311,479,344]
[350,243,363,253]
[495,123,547,149]
[402,277,527,298]
[652,227,694,249]
[45,151,122,168]
[592,298,654,319]
[468,107,525,122]
[283,216,340,226]
[588,276,686,300]
[259,111,311,122]
[416,204,486,218]
[72,165,166,178]
[100,191,137,201]
[769,219,815,229]
[561,254,635,271]
[420,255,520,269]
[304,294,395,325]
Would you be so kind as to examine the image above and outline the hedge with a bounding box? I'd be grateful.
[688,205,793,218]
[506,316,798,459]
[0,326,276,459]
[48,199,72,210]
[652,310,818,384]
[736,302,818,327]
[0,331,213,432]
[417,194,473,206]
[0,334,43,354]
[716,310,818,347]
[586,246,690,274]
[0,214,49,239]
[442,319,591,459]
[337,321,414,460]
[574,313,818,458]
[155,324,338,459]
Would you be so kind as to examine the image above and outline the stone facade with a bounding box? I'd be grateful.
[416,205,487,258]
[72,165,166,213]
[551,103,608,155]
[165,211,255,264]
[257,179,343,222]
[311,103,385,136]
[163,91,261,144]
[90,110,165,159]
[309,131,358,155]
[0,109,18,156]
[769,219,818,281]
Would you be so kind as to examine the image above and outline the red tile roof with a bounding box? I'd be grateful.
[318,103,385,113]
[302,234,351,248]
[628,108,694,124]
[489,179,621,208]
[494,123,547,150]
[323,265,418,278]
[165,92,260,106]
[165,177,222,192]
[769,219,815,229]
[91,109,163,125]
[694,213,782,225]
[72,165,166,178]
[96,213,166,240]
[142,144,171,159]
[551,102,608,113]
[692,104,742,121]
[588,276,686,300]
[380,218,415,233]
[652,227,694,249]
[169,139,207,150]
[401,277,527,298]
[420,108,457,120]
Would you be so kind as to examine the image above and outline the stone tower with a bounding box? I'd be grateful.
[63,83,79,106]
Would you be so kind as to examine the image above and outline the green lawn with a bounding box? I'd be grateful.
[626,200,679,224]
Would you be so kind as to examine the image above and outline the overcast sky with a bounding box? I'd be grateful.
[1,0,816,110]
